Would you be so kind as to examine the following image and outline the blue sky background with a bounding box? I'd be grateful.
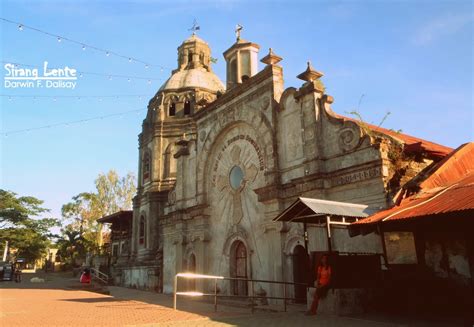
[1,0,472,221]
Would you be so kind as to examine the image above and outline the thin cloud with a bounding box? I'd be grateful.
[413,13,473,45]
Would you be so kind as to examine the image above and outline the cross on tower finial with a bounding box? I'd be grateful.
[235,24,243,41]
[188,19,200,35]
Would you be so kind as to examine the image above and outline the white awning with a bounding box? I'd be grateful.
[273,197,373,224]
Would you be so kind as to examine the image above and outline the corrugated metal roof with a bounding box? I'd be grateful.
[353,142,474,225]
[274,197,371,223]
[300,198,371,218]
[420,143,474,189]
[354,174,474,224]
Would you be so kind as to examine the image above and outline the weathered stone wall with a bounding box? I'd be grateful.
[126,37,440,296]
[424,233,471,285]
[121,265,160,291]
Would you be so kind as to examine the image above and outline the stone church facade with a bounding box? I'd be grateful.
[118,32,451,297]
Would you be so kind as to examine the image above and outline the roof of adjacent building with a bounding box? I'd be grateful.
[352,142,474,225]
[97,210,133,224]
[339,116,453,159]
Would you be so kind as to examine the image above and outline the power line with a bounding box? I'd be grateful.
[0,17,173,71]
[1,108,148,137]
[2,60,165,83]
[2,94,150,101]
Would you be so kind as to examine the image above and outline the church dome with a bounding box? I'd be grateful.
[183,34,207,45]
[158,34,225,93]
[159,67,225,92]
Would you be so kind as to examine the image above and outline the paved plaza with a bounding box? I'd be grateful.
[0,273,459,327]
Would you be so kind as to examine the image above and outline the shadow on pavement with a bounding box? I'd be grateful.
[60,297,125,303]
[1,272,464,326]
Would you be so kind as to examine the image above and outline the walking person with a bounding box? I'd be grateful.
[14,264,22,283]
[306,254,332,315]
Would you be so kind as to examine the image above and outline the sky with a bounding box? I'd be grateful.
[0,0,473,222]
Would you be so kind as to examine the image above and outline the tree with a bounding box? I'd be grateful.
[60,170,136,256]
[94,170,136,216]
[0,189,48,228]
[0,190,59,262]
[56,228,89,264]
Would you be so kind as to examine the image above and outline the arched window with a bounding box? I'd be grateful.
[142,151,151,181]
[188,52,193,64]
[184,100,191,116]
[163,144,177,178]
[139,216,146,246]
[169,103,176,116]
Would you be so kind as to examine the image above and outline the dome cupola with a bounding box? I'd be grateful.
[154,34,225,118]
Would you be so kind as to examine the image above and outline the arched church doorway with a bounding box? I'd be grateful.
[230,240,248,296]
[187,253,196,291]
[293,245,309,303]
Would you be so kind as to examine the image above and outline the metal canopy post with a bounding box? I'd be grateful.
[326,215,332,253]
[303,222,309,254]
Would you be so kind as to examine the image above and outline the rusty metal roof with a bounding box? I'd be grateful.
[339,116,453,159]
[353,142,474,225]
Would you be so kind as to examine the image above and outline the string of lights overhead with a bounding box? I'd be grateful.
[1,94,149,102]
[0,17,173,71]
[1,108,147,137]
[1,60,165,84]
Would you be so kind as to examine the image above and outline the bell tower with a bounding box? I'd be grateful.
[223,25,260,89]
[138,33,224,192]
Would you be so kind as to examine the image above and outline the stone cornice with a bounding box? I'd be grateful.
[254,159,385,202]
[160,203,210,225]
[223,40,261,58]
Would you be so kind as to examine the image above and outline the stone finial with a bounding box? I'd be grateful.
[296,61,324,82]
[260,48,283,66]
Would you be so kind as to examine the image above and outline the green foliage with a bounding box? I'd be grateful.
[56,228,90,263]
[0,189,48,228]
[0,190,59,262]
[94,170,136,216]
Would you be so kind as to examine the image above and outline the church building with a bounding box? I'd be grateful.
[112,29,453,300]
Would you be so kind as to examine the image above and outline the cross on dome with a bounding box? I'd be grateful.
[235,24,243,41]
[188,19,200,35]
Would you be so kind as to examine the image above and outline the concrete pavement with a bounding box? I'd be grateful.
[0,272,459,326]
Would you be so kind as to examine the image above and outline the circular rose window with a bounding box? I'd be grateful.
[229,166,244,190]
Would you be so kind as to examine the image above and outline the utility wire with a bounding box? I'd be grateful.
[2,94,149,100]
[0,17,173,71]
[1,108,147,136]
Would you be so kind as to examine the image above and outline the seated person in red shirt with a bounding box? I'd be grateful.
[306,254,332,315]
[80,268,91,284]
